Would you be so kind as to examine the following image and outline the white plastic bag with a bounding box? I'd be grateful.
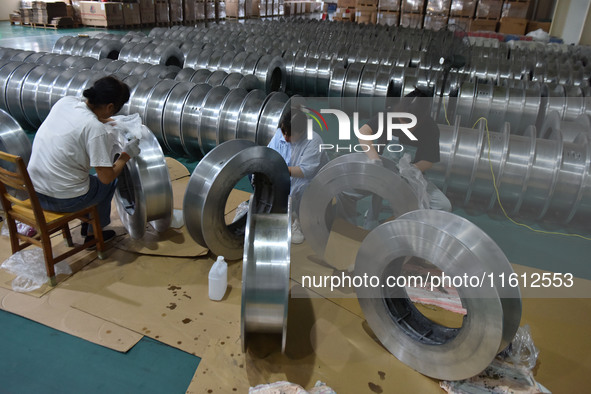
[526,28,550,43]
[502,324,540,371]
[0,247,72,292]
[398,153,430,209]
[108,113,144,140]
[170,209,184,229]
[1,220,37,237]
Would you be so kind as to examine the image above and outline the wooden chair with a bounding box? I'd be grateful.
[0,151,105,286]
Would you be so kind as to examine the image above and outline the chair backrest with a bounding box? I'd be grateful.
[0,150,48,227]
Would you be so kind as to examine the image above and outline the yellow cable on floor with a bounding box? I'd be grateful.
[440,94,590,240]
[471,116,591,241]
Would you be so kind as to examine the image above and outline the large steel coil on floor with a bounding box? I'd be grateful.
[178,83,213,158]
[355,209,521,381]
[183,139,290,259]
[53,36,123,60]
[241,195,291,353]
[144,79,180,146]
[539,111,591,142]
[0,108,32,165]
[427,119,591,228]
[161,82,203,155]
[110,123,172,239]
[453,81,542,134]
[299,154,419,259]
[2,62,39,129]
[216,87,249,147]
[256,91,290,146]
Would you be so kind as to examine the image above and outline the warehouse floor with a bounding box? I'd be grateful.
[0,20,591,393]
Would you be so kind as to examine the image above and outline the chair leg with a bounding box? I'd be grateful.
[5,216,20,254]
[62,225,74,247]
[40,231,57,286]
[90,207,105,255]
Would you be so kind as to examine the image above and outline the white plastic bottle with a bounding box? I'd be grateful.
[208,256,227,301]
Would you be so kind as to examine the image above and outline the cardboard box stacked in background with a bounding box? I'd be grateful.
[447,0,474,30]
[498,0,529,35]
[471,0,500,31]
[423,0,449,30]
[32,0,71,25]
[334,0,356,21]
[122,2,141,26]
[355,0,378,24]
[400,0,424,28]
[80,1,124,27]
[139,0,155,24]
[377,0,399,25]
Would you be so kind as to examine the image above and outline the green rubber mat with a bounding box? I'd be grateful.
[0,310,200,394]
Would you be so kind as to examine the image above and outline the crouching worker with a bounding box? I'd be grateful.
[268,109,329,244]
[27,76,140,245]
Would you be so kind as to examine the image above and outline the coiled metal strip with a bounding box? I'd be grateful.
[236,89,267,143]
[299,154,419,259]
[216,87,249,146]
[4,62,39,129]
[256,92,290,146]
[183,139,290,259]
[180,83,213,158]
[241,195,291,353]
[0,108,32,165]
[162,81,198,155]
[199,85,230,155]
[355,210,521,381]
[428,119,591,227]
[111,124,173,239]
[144,79,180,146]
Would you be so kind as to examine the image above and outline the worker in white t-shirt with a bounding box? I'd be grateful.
[27,76,141,245]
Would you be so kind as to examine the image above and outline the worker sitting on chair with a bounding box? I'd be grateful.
[27,76,141,245]
[268,109,328,244]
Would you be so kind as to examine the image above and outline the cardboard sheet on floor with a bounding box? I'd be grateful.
[186,283,440,393]
[72,249,244,357]
[0,224,105,297]
[0,249,143,352]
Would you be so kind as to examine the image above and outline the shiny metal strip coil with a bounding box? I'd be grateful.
[198,85,230,155]
[0,108,32,165]
[256,92,290,146]
[236,89,267,143]
[241,195,291,353]
[183,139,290,259]
[216,87,249,146]
[355,210,521,381]
[162,81,198,155]
[180,83,213,158]
[299,154,419,259]
[111,124,173,239]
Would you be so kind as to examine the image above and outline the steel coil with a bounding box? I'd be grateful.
[216,87,249,146]
[241,195,291,353]
[299,154,419,259]
[199,85,230,155]
[111,123,173,239]
[355,209,521,381]
[180,83,214,158]
[183,139,290,259]
[428,119,591,227]
[0,108,32,165]
[236,89,267,143]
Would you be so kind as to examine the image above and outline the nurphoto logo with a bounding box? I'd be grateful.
[304,108,418,153]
